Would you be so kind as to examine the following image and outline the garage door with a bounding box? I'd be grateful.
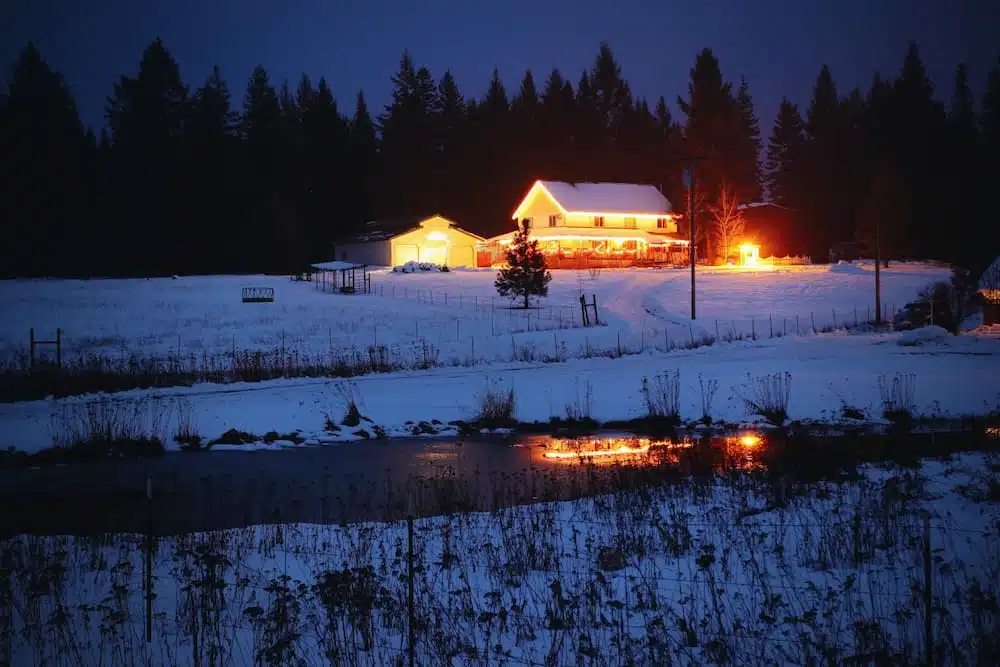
[420,246,446,265]
[449,245,474,268]
[395,244,418,266]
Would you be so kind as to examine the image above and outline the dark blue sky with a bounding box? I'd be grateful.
[3,0,995,135]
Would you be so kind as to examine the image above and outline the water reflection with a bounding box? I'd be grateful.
[537,432,768,471]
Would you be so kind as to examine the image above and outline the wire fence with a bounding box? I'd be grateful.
[4,495,998,667]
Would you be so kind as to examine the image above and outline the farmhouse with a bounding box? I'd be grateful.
[484,180,688,268]
[332,215,484,268]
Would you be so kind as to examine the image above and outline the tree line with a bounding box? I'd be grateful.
[1,39,997,278]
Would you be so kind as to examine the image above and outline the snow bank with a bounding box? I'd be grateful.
[961,312,984,332]
[828,261,869,275]
[897,325,951,346]
[391,261,450,273]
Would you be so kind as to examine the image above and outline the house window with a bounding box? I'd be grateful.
[594,216,605,227]
[624,217,637,229]
[548,214,559,227]
[656,217,668,229]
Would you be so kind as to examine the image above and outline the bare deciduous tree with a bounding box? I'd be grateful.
[711,182,745,264]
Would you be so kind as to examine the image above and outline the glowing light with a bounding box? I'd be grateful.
[542,436,694,464]
[737,434,762,448]
[511,180,680,221]
[426,231,448,241]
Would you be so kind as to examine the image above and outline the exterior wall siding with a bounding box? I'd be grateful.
[335,241,391,267]
[564,213,677,234]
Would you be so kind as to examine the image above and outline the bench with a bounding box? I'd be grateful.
[242,287,275,303]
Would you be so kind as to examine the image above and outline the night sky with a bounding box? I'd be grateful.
[3,0,995,135]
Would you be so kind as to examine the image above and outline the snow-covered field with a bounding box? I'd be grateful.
[2,329,999,454]
[0,262,950,368]
[5,450,999,666]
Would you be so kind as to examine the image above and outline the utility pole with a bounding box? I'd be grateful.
[681,155,707,320]
[875,221,882,325]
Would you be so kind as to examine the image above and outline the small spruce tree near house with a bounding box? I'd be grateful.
[495,219,552,309]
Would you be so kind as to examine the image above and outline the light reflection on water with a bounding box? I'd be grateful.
[535,432,769,471]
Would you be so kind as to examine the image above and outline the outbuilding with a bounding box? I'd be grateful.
[332,215,484,268]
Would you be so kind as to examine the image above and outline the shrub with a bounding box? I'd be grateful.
[734,372,792,425]
[337,382,365,427]
[878,373,915,423]
[642,370,681,424]
[476,378,516,429]
[50,397,167,458]
[564,378,594,422]
[173,398,203,451]
[698,374,719,424]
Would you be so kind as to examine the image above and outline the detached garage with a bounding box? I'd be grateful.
[332,215,484,268]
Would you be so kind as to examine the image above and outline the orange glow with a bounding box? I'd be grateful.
[542,436,693,464]
[737,434,761,448]
[738,243,760,267]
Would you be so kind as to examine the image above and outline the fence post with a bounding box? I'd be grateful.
[591,294,600,325]
[688,324,695,347]
[445,292,448,307]
[146,475,153,644]
[769,314,773,338]
[715,320,720,342]
[795,315,799,335]
[923,512,932,667]
[811,312,816,333]
[751,318,755,340]
[407,514,415,667]
[456,320,459,341]
[832,308,836,328]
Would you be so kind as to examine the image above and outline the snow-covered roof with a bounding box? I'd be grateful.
[487,226,688,246]
[516,181,674,218]
[737,202,793,211]
[311,260,367,271]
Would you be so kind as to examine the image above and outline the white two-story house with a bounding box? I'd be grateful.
[486,180,688,267]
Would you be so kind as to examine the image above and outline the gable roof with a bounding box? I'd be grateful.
[332,215,484,244]
[514,180,673,219]
[737,202,794,212]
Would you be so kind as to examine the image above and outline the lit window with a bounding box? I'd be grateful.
[656,217,667,229]
[548,214,559,227]
[625,217,636,229]
[594,216,605,227]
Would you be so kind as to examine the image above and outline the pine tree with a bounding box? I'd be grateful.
[186,65,240,271]
[348,90,378,227]
[764,98,805,207]
[1,43,87,277]
[433,70,467,217]
[733,76,762,202]
[945,64,981,267]
[105,39,189,275]
[981,59,1000,272]
[300,77,347,260]
[241,65,283,271]
[495,220,552,308]
[539,69,574,178]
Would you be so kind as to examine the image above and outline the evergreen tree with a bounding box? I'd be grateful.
[433,70,467,218]
[764,97,806,208]
[677,48,740,259]
[800,64,852,258]
[538,69,574,178]
[1,43,87,277]
[855,160,909,264]
[981,59,1000,272]
[106,38,189,275]
[186,65,240,271]
[945,64,981,267]
[300,77,347,261]
[495,220,552,308]
[348,90,378,227]
[733,76,762,202]
[241,65,283,271]
[378,51,439,216]
[589,42,632,176]
[511,70,541,198]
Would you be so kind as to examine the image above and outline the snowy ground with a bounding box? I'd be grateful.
[0,262,950,369]
[4,450,999,666]
[2,329,998,454]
